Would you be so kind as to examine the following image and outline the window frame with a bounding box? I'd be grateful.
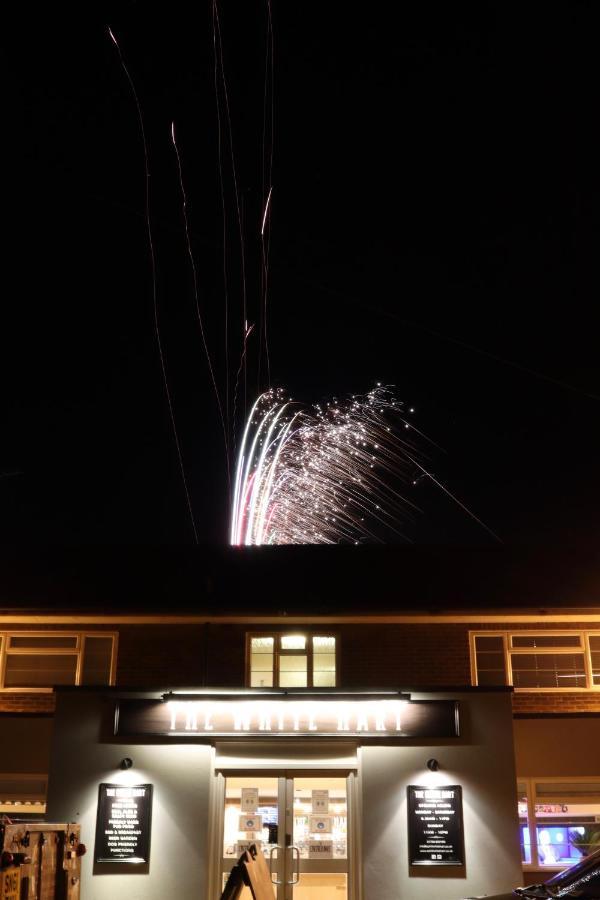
[470,631,600,692]
[246,631,339,689]
[518,776,600,871]
[0,631,118,691]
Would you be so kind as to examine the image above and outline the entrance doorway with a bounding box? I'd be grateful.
[220,775,351,900]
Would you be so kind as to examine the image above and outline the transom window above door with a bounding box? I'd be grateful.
[247,634,337,688]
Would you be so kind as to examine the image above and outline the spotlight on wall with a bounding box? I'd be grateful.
[119,757,133,770]
[426,758,439,772]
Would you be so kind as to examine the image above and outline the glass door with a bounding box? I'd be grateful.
[220,775,350,900]
[290,776,348,900]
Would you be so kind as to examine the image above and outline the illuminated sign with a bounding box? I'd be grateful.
[407,785,465,866]
[114,694,459,740]
[94,784,153,864]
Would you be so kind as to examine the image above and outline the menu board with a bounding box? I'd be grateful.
[407,785,464,866]
[95,783,153,864]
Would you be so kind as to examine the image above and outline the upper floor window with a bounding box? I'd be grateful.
[471,631,600,691]
[247,633,337,688]
[0,632,117,690]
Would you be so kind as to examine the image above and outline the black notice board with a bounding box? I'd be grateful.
[407,784,464,866]
[94,783,153,864]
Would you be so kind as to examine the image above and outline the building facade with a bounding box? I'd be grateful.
[1,547,600,898]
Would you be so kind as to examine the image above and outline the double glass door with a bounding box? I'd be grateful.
[221,775,350,900]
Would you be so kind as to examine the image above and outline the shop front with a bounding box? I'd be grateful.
[45,686,523,899]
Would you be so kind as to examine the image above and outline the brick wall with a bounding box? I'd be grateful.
[0,693,55,714]
[2,619,600,715]
[116,625,207,686]
[339,623,472,687]
[512,692,600,714]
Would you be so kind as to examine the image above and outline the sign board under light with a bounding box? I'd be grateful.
[114,695,459,740]
[94,783,153,865]
[407,784,465,866]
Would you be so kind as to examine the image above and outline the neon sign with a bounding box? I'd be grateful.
[114,694,459,740]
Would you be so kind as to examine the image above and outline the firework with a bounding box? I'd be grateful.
[230,386,421,545]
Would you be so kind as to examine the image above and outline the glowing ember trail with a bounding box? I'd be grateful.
[230,386,422,545]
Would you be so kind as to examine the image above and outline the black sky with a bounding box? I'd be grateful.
[2,4,600,547]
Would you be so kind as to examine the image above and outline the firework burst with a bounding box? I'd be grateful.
[230,386,422,545]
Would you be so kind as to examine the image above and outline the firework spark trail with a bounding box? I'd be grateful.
[171,121,230,483]
[261,186,273,237]
[230,387,423,545]
[232,323,255,460]
[231,386,500,545]
[211,1,231,454]
[403,454,503,543]
[108,27,199,544]
[213,0,249,442]
[259,0,275,393]
[260,185,273,389]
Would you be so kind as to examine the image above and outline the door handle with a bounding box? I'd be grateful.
[269,845,284,885]
[286,845,300,885]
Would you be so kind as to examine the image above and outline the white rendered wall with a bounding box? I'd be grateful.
[360,691,523,900]
[46,691,213,900]
[47,689,521,900]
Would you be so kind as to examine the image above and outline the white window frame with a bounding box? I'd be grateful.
[518,776,600,871]
[246,632,339,689]
[0,631,118,691]
[470,630,600,692]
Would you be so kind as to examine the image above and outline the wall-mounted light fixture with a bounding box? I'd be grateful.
[119,757,133,770]
[426,758,439,772]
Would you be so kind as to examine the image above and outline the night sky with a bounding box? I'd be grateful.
[2,5,600,548]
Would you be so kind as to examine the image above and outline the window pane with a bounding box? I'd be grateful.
[4,654,77,687]
[512,635,581,649]
[222,776,279,863]
[250,638,275,687]
[280,654,307,688]
[313,653,336,673]
[536,783,600,798]
[293,776,347,861]
[280,672,308,687]
[475,635,504,651]
[9,636,77,648]
[517,784,531,864]
[313,671,336,687]
[251,653,274,672]
[476,651,505,670]
[536,825,600,867]
[281,635,306,650]
[474,635,506,685]
[511,653,586,688]
[251,637,274,653]
[590,637,600,685]
[313,636,336,653]
[251,672,273,687]
[477,669,507,686]
[280,655,307,672]
[81,637,113,685]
